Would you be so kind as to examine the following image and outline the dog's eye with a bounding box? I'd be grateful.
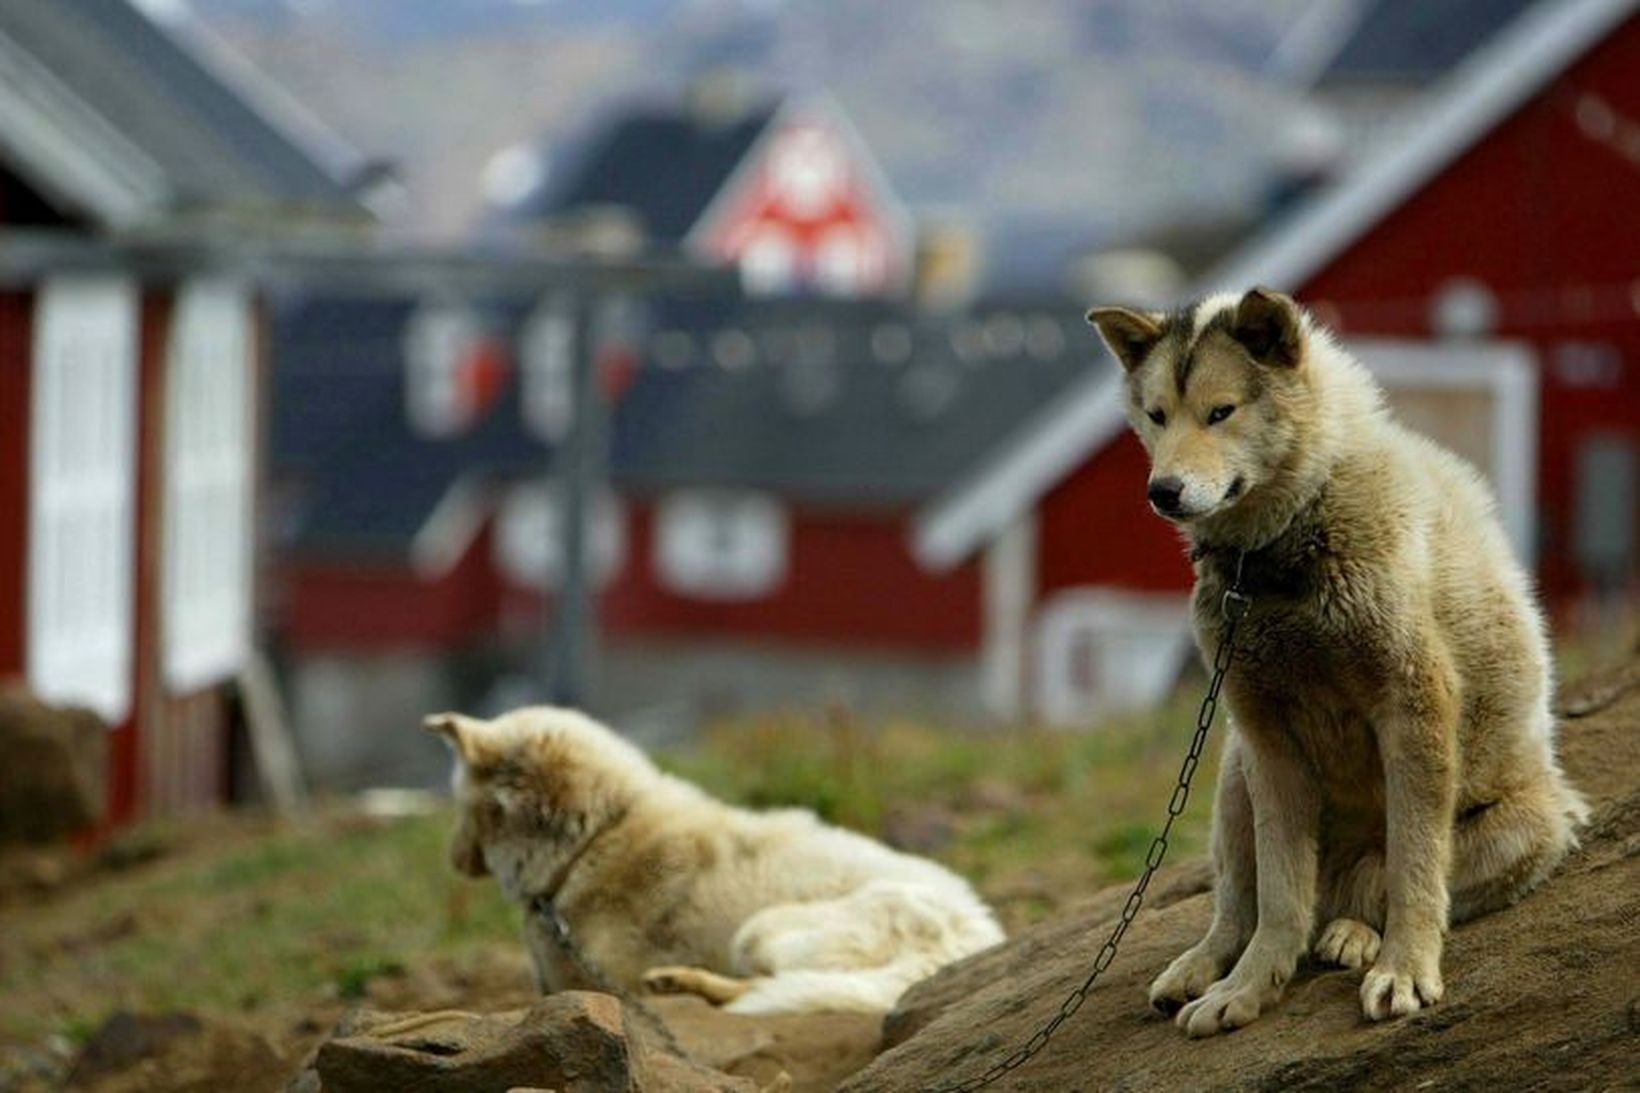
[1146,408,1166,426]
[1207,404,1236,425]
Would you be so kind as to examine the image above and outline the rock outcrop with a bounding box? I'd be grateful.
[291,992,759,1093]
[844,658,1640,1091]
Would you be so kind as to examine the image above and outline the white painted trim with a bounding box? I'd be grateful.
[1352,339,1539,563]
[912,365,1126,572]
[810,92,918,291]
[410,475,491,580]
[1032,588,1194,726]
[979,512,1037,719]
[683,95,916,292]
[0,28,169,226]
[1203,0,1638,293]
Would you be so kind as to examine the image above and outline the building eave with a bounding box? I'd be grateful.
[1203,0,1638,294]
[0,26,170,228]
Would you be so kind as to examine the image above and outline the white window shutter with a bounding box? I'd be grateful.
[28,277,139,724]
[404,301,478,438]
[653,491,788,600]
[162,280,255,691]
[521,299,576,442]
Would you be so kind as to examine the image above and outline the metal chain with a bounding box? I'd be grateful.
[529,896,693,1059]
[928,554,1251,1093]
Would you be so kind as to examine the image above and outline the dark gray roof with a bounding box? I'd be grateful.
[0,0,364,223]
[1318,0,1540,85]
[517,105,777,241]
[271,291,1101,558]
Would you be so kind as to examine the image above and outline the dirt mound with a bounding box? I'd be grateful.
[64,1011,283,1093]
[844,657,1640,1091]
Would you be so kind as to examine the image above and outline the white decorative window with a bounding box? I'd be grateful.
[404,301,481,438]
[28,277,139,723]
[653,491,788,600]
[740,224,798,295]
[815,225,870,295]
[493,481,625,591]
[163,280,255,691]
[521,298,576,442]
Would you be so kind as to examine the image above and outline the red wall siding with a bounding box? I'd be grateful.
[601,504,984,653]
[0,292,31,677]
[1300,15,1640,602]
[283,525,505,651]
[117,290,175,824]
[1037,432,1193,598]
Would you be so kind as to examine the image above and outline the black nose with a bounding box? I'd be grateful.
[1148,477,1184,514]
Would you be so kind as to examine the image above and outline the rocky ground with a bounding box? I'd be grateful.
[5,654,1635,1092]
[849,655,1640,1091]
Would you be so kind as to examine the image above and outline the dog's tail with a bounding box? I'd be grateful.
[721,962,931,1016]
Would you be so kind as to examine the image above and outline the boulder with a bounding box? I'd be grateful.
[295,992,757,1093]
[0,686,107,845]
[845,657,1640,1091]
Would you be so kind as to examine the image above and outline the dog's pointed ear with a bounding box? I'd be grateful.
[424,712,485,764]
[1086,306,1166,373]
[1230,287,1304,369]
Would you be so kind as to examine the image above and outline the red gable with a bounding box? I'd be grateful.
[687,102,912,297]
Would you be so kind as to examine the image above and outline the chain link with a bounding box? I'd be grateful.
[927,554,1249,1093]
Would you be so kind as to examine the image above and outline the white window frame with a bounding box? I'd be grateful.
[28,276,139,723]
[493,481,626,591]
[162,279,255,691]
[1033,589,1194,726]
[1353,339,1538,564]
[653,490,789,601]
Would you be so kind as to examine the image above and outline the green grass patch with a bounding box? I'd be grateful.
[1,690,1227,1051]
[0,810,518,1046]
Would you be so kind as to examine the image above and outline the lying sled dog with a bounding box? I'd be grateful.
[1088,287,1587,1036]
[428,706,1004,1014]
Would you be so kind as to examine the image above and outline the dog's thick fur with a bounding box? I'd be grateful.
[1089,288,1588,1036]
[427,706,1004,1015]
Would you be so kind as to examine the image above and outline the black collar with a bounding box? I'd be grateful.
[526,805,629,929]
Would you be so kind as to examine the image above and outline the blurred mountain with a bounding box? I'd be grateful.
[165,0,1327,289]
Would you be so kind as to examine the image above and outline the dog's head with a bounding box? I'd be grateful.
[1088,287,1313,524]
[424,706,655,885]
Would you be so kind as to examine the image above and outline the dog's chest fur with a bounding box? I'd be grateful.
[1191,513,1400,802]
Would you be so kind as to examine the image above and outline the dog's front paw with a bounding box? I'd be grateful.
[1360,956,1443,1021]
[1148,945,1228,1015]
[1176,976,1274,1038]
[1315,917,1381,970]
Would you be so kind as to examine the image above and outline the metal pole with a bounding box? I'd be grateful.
[544,294,601,706]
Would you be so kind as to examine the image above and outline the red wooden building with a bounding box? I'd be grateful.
[914,0,1638,722]
[0,0,369,823]
[272,292,1093,780]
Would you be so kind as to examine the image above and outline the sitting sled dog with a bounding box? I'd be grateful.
[1088,287,1588,1036]
[428,706,1004,1014]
